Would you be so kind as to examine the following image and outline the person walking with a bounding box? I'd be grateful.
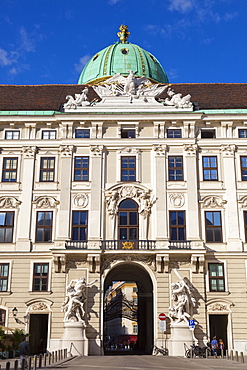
[211,336,218,358]
[19,337,29,368]
[218,339,224,357]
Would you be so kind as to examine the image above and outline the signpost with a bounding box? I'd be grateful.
[188,319,195,330]
[159,313,166,348]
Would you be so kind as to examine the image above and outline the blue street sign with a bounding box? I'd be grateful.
[188,319,195,327]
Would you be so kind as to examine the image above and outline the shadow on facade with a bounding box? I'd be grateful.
[103,262,153,355]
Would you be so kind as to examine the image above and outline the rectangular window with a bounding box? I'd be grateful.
[208,263,225,292]
[244,211,247,242]
[205,211,222,242]
[121,157,136,181]
[75,129,90,138]
[0,264,9,292]
[167,129,181,138]
[169,211,186,241]
[241,156,247,181]
[72,211,88,241]
[168,156,183,181]
[133,324,138,334]
[33,263,49,291]
[121,129,135,138]
[41,130,56,140]
[202,156,218,180]
[36,211,53,242]
[2,158,18,182]
[133,297,138,305]
[5,131,20,140]
[239,129,247,138]
[0,309,6,326]
[0,212,14,243]
[40,157,55,182]
[74,157,89,181]
[201,129,216,138]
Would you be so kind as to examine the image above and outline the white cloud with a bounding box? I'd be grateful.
[0,48,16,66]
[108,0,122,4]
[75,54,91,73]
[20,27,35,52]
[168,0,194,13]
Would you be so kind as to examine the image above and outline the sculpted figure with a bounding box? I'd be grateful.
[64,87,90,109]
[105,190,119,217]
[62,277,96,322]
[168,269,196,324]
[138,190,152,219]
[165,88,192,109]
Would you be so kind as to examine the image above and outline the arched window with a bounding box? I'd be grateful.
[118,199,138,240]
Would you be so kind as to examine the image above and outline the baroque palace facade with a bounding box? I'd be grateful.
[0,26,247,355]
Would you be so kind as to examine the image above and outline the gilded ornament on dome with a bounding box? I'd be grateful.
[117,25,130,43]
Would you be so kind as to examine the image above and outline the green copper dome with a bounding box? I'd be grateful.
[78,42,169,85]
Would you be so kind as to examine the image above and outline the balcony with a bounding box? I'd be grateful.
[66,240,88,249]
[168,240,191,249]
[101,240,156,250]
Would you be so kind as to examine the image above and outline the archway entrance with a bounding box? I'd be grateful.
[103,263,153,355]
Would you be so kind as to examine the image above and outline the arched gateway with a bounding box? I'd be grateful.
[103,262,154,355]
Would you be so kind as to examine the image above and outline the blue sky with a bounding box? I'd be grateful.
[0,0,246,85]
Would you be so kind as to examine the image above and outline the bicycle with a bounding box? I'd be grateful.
[184,343,211,358]
[153,345,168,356]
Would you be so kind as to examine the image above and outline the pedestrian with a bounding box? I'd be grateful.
[19,337,29,368]
[211,336,218,358]
[218,339,224,357]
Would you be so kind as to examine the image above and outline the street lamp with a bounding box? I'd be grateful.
[12,307,18,317]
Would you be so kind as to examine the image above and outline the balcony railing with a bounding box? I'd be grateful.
[102,240,156,250]
[66,240,88,249]
[168,240,191,249]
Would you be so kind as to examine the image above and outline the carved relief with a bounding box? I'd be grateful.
[221,144,236,157]
[22,146,37,158]
[90,145,104,157]
[153,144,167,156]
[199,195,226,208]
[33,196,60,209]
[169,257,191,269]
[208,303,227,311]
[164,88,193,109]
[118,147,140,154]
[184,144,197,156]
[0,196,21,209]
[73,193,89,208]
[105,185,155,219]
[29,302,49,311]
[66,257,87,269]
[169,193,185,208]
[238,195,247,208]
[60,145,74,157]
[101,254,155,272]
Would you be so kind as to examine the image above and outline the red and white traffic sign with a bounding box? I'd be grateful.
[158,313,166,321]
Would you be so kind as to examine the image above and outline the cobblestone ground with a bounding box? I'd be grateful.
[45,355,247,370]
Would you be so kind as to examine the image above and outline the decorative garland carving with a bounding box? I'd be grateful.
[208,303,227,311]
[66,257,88,269]
[29,302,49,311]
[117,147,140,154]
[238,195,247,208]
[199,195,226,209]
[183,144,197,156]
[169,193,185,208]
[33,196,60,209]
[101,254,156,272]
[153,144,167,156]
[0,196,21,209]
[221,144,236,157]
[22,146,37,158]
[73,193,89,208]
[90,145,104,157]
[169,257,191,269]
[60,145,74,157]
[105,185,155,219]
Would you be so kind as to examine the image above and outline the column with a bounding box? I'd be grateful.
[221,144,241,250]
[153,144,168,248]
[88,145,104,249]
[16,146,37,250]
[183,144,202,246]
[54,145,73,248]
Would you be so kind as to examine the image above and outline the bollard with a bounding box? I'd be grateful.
[5,362,10,370]
[48,352,51,365]
[38,353,42,368]
[55,350,58,362]
[14,359,18,370]
[52,351,54,364]
[44,353,47,366]
[33,355,37,370]
[221,349,224,358]
[21,358,25,370]
[235,351,239,362]
[28,356,32,370]
[61,349,63,360]
[64,348,67,358]
[190,348,193,359]
[230,350,233,360]
[58,349,61,361]
[240,352,244,363]
[226,349,228,360]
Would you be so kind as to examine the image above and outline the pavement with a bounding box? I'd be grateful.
[0,355,246,370]
[44,355,247,370]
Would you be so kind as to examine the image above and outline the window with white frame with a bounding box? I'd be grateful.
[0,212,14,243]
[41,130,56,140]
[208,263,225,292]
[32,263,49,291]
[2,158,18,182]
[5,131,20,140]
[0,263,9,292]
[0,309,6,326]
[40,157,55,182]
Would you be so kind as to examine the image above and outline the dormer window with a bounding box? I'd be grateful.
[75,129,90,138]
[201,129,216,139]
[5,131,20,140]
[121,129,135,138]
[42,130,56,140]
